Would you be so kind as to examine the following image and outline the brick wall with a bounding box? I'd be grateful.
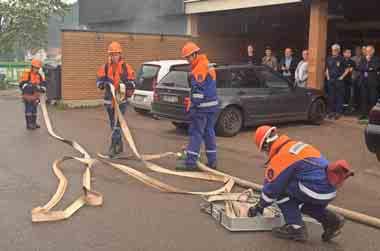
[62,30,245,101]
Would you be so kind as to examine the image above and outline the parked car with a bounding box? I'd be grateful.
[152,64,326,137]
[130,60,188,114]
[365,101,380,160]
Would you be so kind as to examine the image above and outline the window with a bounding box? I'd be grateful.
[216,69,231,88]
[258,69,290,89]
[135,64,160,91]
[230,68,263,88]
[158,70,189,88]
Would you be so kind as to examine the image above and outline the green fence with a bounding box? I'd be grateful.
[0,62,30,83]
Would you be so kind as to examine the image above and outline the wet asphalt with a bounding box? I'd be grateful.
[1,90,379,251]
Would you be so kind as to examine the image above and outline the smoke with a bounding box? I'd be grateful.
[81,0,185,35]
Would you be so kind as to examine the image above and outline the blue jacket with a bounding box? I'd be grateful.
[189,54,219,113]
[260,136,336,207]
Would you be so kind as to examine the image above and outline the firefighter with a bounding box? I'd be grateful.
[176,42,219,170]
[19,59,46,130]
[326,44,349,120]
[357,45,380,122]
[248,126,354,242]
[96,41,136,158]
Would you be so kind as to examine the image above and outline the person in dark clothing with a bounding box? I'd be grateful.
[342,49,356,112]
[279,48,298,82]
[326,44,349,120]
[262,46,278,71]
[246,44,257,64]
[358,45,380,122]
[351,46,364,111]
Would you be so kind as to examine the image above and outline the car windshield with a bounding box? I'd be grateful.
[257,68,290,89]
[135,64,160,91]
[158,70,190,88]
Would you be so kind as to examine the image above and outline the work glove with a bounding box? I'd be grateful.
[19,82,29,91]
[34,98,41,105]
[98,82,105,90]
[184,97,191,112]
[124,80,135,98]
[247,204,264,217]
[37,85,46,93]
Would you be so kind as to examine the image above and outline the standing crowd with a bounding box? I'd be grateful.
[245,43,380,122]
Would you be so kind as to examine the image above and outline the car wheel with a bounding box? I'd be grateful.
[216,106,243,137]
[308,99,326,125]
[172,122,188,130]
[134,107,149,114]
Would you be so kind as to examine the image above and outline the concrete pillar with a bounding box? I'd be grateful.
[307,0,328,89]
[186,14,199,37]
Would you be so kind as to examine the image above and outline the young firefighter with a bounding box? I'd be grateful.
[96,41,136,158]
[176,42,219,170]
[19,59,46,130]
[248,126,354,242]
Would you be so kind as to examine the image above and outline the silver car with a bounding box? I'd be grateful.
[131,60,188,113]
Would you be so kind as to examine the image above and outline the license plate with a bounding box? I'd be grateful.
[134,95,145,102]
[162,95,178,103]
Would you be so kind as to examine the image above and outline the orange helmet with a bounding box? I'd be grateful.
[182,42,200,58]
[31,59,42,69]
[254,126,278,152]
[108,41,123,54]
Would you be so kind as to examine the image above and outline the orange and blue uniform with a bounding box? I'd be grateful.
[19,69,46,128]
[96,59,136,151]
[259,135,337,226]
[96,59,135,107]
[185,54,219,168]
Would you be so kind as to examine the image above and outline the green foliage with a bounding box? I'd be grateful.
[0,0,69,53]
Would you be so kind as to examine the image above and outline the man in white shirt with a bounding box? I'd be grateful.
[295,50,309,88]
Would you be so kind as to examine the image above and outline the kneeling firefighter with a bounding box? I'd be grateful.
[176,42,219,171]
[19,59,46,130]
[96,41,136,157]
[248,126,354,242]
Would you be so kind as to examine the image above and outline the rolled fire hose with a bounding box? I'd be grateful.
[32,86,380,231]
[31,90,234,222]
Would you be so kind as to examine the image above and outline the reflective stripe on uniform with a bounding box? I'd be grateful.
[206,150,217,153]
[298,182,336,200]
[192,93,204,99]
[276,197,290,204]
[261,192,275,203]
[289,142,309,155]
[198,100,218,108]
[186,151,200,156]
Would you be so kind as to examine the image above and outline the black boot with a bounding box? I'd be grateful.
[208,161,217,170]
[107,143,117,158]
[321,210,345,242]
[115,140,123,155]
[272,224,308,242]
[32,115,40,129]
[25,115,32,130]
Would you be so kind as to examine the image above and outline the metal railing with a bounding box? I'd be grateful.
[0,62,30,83]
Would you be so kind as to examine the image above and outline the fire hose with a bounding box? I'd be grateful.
[31,85,380,230]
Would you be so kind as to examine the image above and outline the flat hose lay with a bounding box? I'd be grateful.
[31,86,380,230]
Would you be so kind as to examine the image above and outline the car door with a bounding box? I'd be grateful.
[256,67,310,121]
[229,67,272,124]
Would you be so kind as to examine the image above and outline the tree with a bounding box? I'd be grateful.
[0,0,68,54]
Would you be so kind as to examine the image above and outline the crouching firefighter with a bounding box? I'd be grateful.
[96,41,136,158]
[176,42,219,171]
[19,59,46,130]
[248,126,354,242]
